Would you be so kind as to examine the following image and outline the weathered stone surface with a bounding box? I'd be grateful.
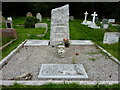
[50,4,69,45]
[103,32,120,44]
[38,64,88,79]
[26,12,32,17]
[24,40,49,46]
[36,13,42,22]
[35,23,47,28]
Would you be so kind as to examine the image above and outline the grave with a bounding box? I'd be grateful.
[69,16,74,20]
[103,32,120,44]
[88,12,100,29]
[50,4,70,45]
[108,19,115,23]
[81,11,89,25]
[6,17,12,28]
[35,23,47,28]
[26,12,32,17]
[36,13,42,22]
[38,64,88,79]
[102,19,109,29]
[0,29,17,39]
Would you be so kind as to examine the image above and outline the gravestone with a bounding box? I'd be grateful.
[102,19,109,29]
[108,19,115,23]
[81,11,89,25]
[88,12,100,29]
[0,29,18,40]
[6,17,12,28]
[26,12,32,17]
[36,13,42,22]
[35,23,47,28]
[38,64,88,79]
[69,16,74,20]
[50,4,70,45]
[103,32,120,44]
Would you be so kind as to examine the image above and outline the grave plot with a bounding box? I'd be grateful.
[1,40,119,81]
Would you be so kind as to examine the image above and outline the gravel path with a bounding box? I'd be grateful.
[1,45,119,81]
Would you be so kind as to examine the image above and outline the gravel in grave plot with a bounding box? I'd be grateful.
[1,45,119,81]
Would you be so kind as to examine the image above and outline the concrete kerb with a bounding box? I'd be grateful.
[1,80,119,86]
[0,40,27,70]
[94,43,120,65]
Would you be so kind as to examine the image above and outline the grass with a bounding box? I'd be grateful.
[2,83,120,89]
[1,17,119,61]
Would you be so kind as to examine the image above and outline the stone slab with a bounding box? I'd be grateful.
[50,4,69,45]
[38,64,88,79]
[24,40,49,46]
[103,32,120,44]
[70,40,94,45]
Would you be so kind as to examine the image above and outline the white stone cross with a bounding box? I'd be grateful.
[91,12,97,23]
[84,11,88,21]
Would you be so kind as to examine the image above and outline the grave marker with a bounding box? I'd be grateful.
[81,11,89,25]
[88,12,100,29]
[50,4,70,45]
[26,12,32,17]
[103,32,120,44]
[6,17,12,28]
[36,13,42,22]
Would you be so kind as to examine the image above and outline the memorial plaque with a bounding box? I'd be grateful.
[38,64,88,79]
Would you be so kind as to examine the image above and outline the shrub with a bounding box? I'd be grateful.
[24,16,38,28]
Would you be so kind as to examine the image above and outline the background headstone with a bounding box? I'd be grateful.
[35,23,47,28]
[103,32,120,44]
[6,17,12,28]
[69,16,74,20]
[81,11,89,25]
[108,19,115,23]
[26,12,33,17]
[0,29,18,40]
[50,4,70,45]
[36,13,42,22]
[102,19,109,29]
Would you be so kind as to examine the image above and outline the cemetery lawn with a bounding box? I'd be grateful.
[2,83,120,88]
[1,17,119,60]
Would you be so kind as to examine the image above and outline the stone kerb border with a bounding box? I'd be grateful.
[0,40,119,86]
[0,40,27,69]
[1,80,119,86]
[95,43,120,65]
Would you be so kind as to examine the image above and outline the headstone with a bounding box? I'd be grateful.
[6,17,12,28]
[26,12,32,17]
[35,23,47,28]
[95,17,99,23]
[38,64,88,79]
[50,4,70,45]
[102,19,109,29]
[103,32,120,44]
[0,29,18,39]
[69,16,74,20]
[81,11,89,25]
[36,13,42,22]
[108,19,115,23]
[88,12,100,29]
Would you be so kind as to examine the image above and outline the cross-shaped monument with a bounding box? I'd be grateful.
[81,11,88,25]
[91,12,97,24]
[88,11,100,29]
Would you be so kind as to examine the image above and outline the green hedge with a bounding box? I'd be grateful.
[24,16,38,28]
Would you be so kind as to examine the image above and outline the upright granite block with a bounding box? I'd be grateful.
[50,4,70,45]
